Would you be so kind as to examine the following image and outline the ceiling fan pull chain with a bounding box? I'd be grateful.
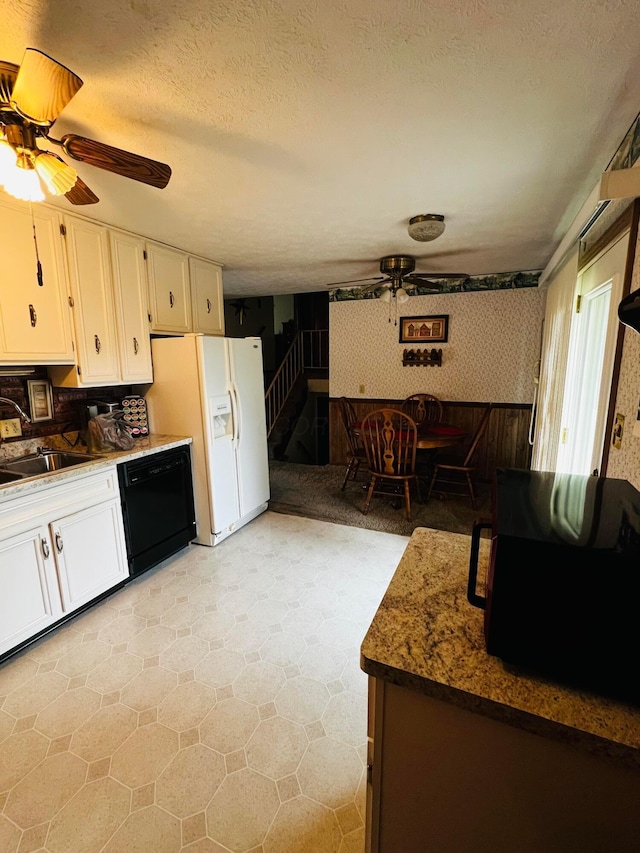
[30,202,44,287]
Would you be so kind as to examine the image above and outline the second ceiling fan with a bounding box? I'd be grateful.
[326,255,469,301]
[0,48,171,205]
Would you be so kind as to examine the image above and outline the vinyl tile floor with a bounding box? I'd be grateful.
[0,510,409,853]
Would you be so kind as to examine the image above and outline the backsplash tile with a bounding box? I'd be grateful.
[0,368,131,445]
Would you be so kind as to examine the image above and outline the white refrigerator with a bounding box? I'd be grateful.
[146,334,270,546]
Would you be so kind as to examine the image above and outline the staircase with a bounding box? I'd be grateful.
[267,374,309,460]
[265,329,328,461]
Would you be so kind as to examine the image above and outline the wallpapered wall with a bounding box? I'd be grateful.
[329,287,545,403]
[607,228,640,489]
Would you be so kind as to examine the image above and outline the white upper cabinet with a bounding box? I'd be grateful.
[190,256,224,335]
[49,219,153,387]
[60,217,120,385]
[146,242,192,334]
[109,230,153,383]
[0,198,74,364]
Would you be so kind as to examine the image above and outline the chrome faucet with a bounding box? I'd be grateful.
[0,397,31,424]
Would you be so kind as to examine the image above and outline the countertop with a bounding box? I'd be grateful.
[0,434,192,501]
[360,527,640,769]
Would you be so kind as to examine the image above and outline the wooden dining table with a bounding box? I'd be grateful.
[350,419,466,502]
[351,420,466,450]
[415,423,466,450]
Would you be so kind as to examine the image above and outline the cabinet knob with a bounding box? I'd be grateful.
[41,538,50,559]
[169,290,175,308]
[133,336,139,354]
[206,298,211,313]
[94,334,101,354]
[55,533,64,553]
[29,304,37,327]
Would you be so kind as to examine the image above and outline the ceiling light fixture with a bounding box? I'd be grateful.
[0,137,78,203]
[408,214,445,242]
[34,151,78,195]
[2,150,44,201]
[379,285,409,304]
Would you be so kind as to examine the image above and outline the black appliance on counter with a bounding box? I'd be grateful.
[468,468,640,702]
[118,446,197,577]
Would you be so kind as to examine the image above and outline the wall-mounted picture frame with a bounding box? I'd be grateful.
[27,379,54,422]
[399,315,449,344]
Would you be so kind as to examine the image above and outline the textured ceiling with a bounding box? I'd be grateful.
[3,0,640,296]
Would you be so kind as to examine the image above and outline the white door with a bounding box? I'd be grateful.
[556,232,628,475]
[0,526,62,655]
[0,199,74,364]
[190,257,224,335]
[198,335,240,533]
[52,499,128,612]
[64,216,120,384]
[146,242,192,333]
[110,230,153,383]
[227,338,270,515]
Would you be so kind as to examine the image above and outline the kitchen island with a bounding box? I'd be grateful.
[360,527,640,853]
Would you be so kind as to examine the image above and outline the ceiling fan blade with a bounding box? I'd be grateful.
[361,279,392,294]
[325,276,385,287]
[65,176,99,205]
[11,49,83,125]
[0,61,18,105]
[407,272,470,280]
[60,134,171,188]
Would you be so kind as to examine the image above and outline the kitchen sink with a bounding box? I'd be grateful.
[0,450,104,477]
[0,470,26,483]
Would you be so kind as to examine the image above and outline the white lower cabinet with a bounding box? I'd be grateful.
[0,469,128,657]
[0,526,62,654]
[53,499,127,612]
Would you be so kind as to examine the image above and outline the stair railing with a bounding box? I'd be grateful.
[302,329,328,369]
[265,333,304,438]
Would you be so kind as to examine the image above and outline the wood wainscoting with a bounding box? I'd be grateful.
[329,398,533,480]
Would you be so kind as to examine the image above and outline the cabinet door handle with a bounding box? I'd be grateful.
[55,533,64,553]
[206,298,211,313]
[94,334,101,354]
[29,304,37,327]
[169,291,175,308]
[133,336,139,354]
[41,538,50,559]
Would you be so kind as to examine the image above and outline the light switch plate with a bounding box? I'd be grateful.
[0,418,21,438]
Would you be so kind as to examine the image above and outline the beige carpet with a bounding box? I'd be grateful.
[268,461,491,537]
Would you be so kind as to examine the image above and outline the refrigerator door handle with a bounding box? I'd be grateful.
[230,385,241,443]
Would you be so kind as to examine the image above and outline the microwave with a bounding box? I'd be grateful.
[468,468,640,703]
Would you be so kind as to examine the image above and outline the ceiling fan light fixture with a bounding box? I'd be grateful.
[408,214,445,242]
[396,287,410,305]
[0,137,17,185]
[3,151,44,201]
[35,151,78,195]
[379,288,392,303]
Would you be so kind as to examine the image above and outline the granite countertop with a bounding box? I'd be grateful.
[0,434,192,500]
[361,527,640,770]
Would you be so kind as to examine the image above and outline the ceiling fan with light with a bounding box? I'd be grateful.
[326,255,469,303]
[0,48,171,205]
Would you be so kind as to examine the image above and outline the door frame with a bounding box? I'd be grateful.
[600,200,640,475]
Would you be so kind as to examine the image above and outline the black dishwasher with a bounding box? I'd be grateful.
[118,446,197,577]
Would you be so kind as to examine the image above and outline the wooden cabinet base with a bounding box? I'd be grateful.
[367,679,640,853]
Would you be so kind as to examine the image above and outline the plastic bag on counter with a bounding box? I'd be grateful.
[87,411,135,452]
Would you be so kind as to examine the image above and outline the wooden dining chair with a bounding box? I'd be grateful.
[338,397,367,490]
[360,408,419,520]
[402,393,443,426]
[427,404,492,509]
